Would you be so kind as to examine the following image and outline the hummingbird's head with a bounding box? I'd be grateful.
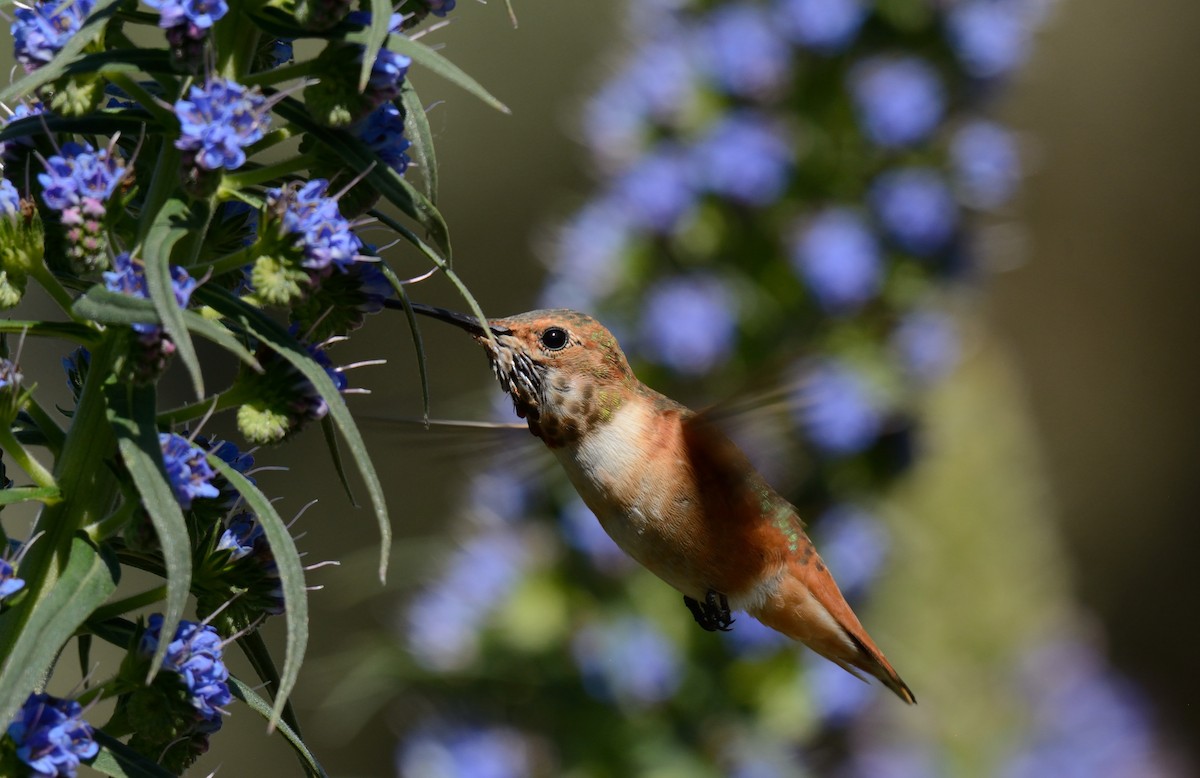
[408,304,635,446]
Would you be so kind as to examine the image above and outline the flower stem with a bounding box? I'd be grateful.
[222,153,315,190]
[83,496,140,543]
[242,60,317,88]
[28,264,80,322]
[104,72,177,126]
[0,427,60,496]
[157,382,254,427]
[88,585,168,624]
[189,244,256,279]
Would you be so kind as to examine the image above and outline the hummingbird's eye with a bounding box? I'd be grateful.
[540,327,569,350]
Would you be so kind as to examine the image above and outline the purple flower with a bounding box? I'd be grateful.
[0,558,25,601]
[693,111,794,206]
[869,168,959,256]
[158,432,220,509]
[814,504,888,600]
[789,207,883,313]
[363,48,411,106]
[0,179,19,220]
[892,308,959,382]
[697,3,792,98]
[610,146,697,234]
[7,693,98,777]
[1,100,47,162]
[775,0,868,53]
[951,120,1021,209]
[356,103,410,174]
[638,276,737,375]
[103,252,197,336]
[849,56,945,148]
[144,0,228,30]
[559,497,632,574]
[948,0,1033,80]
[397,725,533,778]
[12,0,95,72]
[215,513,284,615]
[174,78,271,171]
[572,616,681,705]
[37,141,126,212]
[140,615,232,732]
[796,360,883,456]
[266,179,365,271]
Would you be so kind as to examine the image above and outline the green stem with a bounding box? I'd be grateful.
[189,244,256,279]
[83,496,139,543]
[179,196,216,268]
[28,264,80,322]
[135,142,182,248]
[75,678,123,708]
[104,72,177,126]
[0,427,59,494]
[242,60,317,88]
[88,585,168,624]
[222,154,315,190]
[23,395,66,456]
[156,382,254,427]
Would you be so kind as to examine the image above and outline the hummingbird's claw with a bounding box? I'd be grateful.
[684,591,735,632]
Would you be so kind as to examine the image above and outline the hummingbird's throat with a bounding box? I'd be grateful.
[486,341,544,423]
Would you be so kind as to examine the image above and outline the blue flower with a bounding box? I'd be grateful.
[356,103,410,174]
[215,513,284,615]
[843,743,941,778]
[610,146,697,234]
[638,275,737,375]
[697,3,792,99]
[7,693,98,777]
[693,111,794,206]
[417,0,456,17]
[62,346,89,399]
[467,469,530,526]
[789,207,883,313]
[722,614,791,657]
[559,497,632,574]
[542,202,633,310]
[775,0,868,53]
[1,100,46,162]
[158,432,220,509]
[37,141,126,212]
[0,179,19,220]
[266,179,365,271]
[268,37,294,67]
[103,253,197,336]
[140,615,232,732]
[144,0,228,31]
[0,558,24,601]
[364,48,411,106]
[947,0,1032,80]
[849,56,945,148]
[12,0,95,72]
[869,168,959,256]
[572,615,681,705]
[809,657,876,723]
[951,120,1021,209]
[892,308,959,383]
[814,504,888,600]
[397,725,533,778]
[174,78,271,171]
[796,360,883,456]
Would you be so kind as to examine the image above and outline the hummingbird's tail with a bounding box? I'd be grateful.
[753,559,916,705]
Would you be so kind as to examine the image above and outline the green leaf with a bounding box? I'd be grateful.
[0,485,60,506]
[0,535,119,728]
[400,80,438,204]
[236,629,304,737]
[142,197,204,398]
[273,96,452,256]
[105,382,191,682]
[0,112,159,148]
[206,454,308,730]
[379,265,430,423]
[228,676,328,778]
[360,0,394,92]
[320,414,356,505]
[73,288,261,371]
[0,320,99,345]
[90,730,177,778]
[0,0,123,105]
[387,35,510,114]
[196,287,391,579]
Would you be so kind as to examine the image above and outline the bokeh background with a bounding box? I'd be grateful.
[7,0,1200,774]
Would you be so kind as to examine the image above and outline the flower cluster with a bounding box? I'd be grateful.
[304,17,412,127]
[4,693,98,778]
[139,615,231,729]
[37,141,126,274]
[174,78,271,173]
[234,335,350,444]
[214,512,285,616]
[397,724,534,778]
[11,0,96,72]
[143,0,228,70]
[159,432,220,510]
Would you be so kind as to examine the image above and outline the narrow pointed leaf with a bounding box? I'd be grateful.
[105,382,190,681]
[321,414,356,505]
[207,454,308,729]
[0,0,123,104]
[228,676,328,778]
[379,265,430,422]
[90,730,176,778]
[359,0,393,92]
[400,81,438,203]
[0,486,60,506]
[236,629,304,737]
[387,35,509,114]
[142,197,204,397]
[0,320,98,345]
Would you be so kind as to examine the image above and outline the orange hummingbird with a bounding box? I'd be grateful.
[391,300,916,704]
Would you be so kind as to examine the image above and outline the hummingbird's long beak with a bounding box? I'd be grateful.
[385,300,510,337]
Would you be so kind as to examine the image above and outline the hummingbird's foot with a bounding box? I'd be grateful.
[683,591,735,632]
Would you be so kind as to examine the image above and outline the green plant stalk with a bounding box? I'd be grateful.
[222,153,316,190]
[0,427,59,495]
[0,337,119,660]
[104,72,177,126]
[135,142,182,247]
[242,60,317,88]
[156,381,255,426]
[22,395,66,456]
[28,264,81,322]
[88,585,168,624]
[83,495,140,543]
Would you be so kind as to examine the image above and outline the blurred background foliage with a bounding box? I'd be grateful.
[8,0,1200,774]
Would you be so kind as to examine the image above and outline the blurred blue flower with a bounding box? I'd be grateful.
[722,613,791,657]
[467,468,530,526]
[572,615,681,705]
[638,275,737,375]
[809,656,876,723]
[843,743,942,778]
[144,0,227,32]
[559,497,632,574]
[140,615,232,732]
[696,3,792,99]
[12,0,95,72]
[174,78,271,171]
[610,146,697,234]
[869,168,959,256]
[103,252,197,336]
[947,0,1032,80]
[693,111,794,206]
[789,207,883,314]
[406,530,528,671]
[849,56,945,148]
[268,37,294,67]
[775,0,868,53]
[0,179,19,219]
[891,308,959,383]
[158,432,220,509]
[1,99,46,162]
[397,724,533,778]
[0,558,24,601]
[725,739,807,778]
[814,504,888,601]
[357,103,411,175]
[7,693,98,777]
[796,360,883,456]
[364,48,412,107]
[1001,638,1161,778]
[543,202,633,310]
[951,120,1020,209]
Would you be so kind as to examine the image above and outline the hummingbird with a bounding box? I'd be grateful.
[389,300,916,704]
